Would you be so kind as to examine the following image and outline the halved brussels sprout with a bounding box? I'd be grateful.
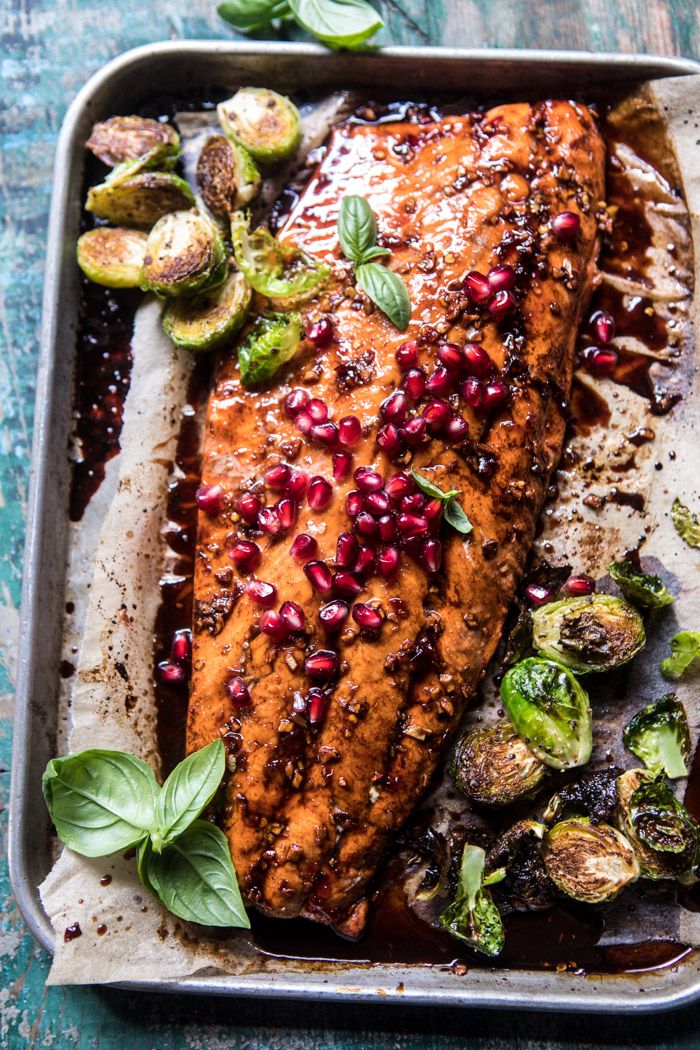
[609,560,673,609]
[76,227,147,288]
[616,768,698,880]
[531,594,645,674]
[197,135,261,219]
[660,630,700,680]
[542,817,639,903]
[86,115,180,167]
[162,271,252,351]
[484,820,547,884]
[451,724,547,806]
[217,87,301,164]
[500,657,592,771]
[230,212,329,303]
[237,311,302,387]
[142,210,226,298]
[86,172,195,228]
[623,694,690,778]
[439,844,505,958]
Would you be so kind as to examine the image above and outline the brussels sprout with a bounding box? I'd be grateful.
[162,271,252,351]
[451,724,547,806]
[623,695,690,779]
[500,658,592,771]
[238,311,302,387]
[141,210,226,298]
[439,844,505,958]
[660,630,700,680]
[76,227,147,288]
[542,817,639,903]
[197,135,261,219]
[542,768,620,826]
[485,820,547,881]
[86,115,180,168]
[531,594,645,674]
[230,212,329,303]
[86,172,195,228]
[616,769,698,880]
[609,560,673,609]
[217,87,301,164]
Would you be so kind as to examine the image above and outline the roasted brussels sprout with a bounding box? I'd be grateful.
[238,311,303,387]
[76,227,147,288]
[500,657,592,771]
[660,630,700,680]
[609,559,673,609]
[623,695,690,778]
[162,271,252,351]
[86,115,180,168]
[484,820,546,881]
[217,87,301,164]
[86,171,195,228]
[543,768,620,826]
[230,212,329,303]
[197,135,261,219]
[542,817,639,903]
[439,844,505,958]
[451,724,547,806]
[141,210,226,298]
[531,595,645,674]
[616,768,698,880]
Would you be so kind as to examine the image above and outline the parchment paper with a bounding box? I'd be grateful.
[40,76,700,985]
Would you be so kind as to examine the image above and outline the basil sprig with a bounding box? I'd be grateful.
[218,0,383,50]
[338,195,411,331]
[412,469,473,535]
[42,740,249,929]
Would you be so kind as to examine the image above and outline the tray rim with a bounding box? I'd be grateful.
[9,38,700,1012]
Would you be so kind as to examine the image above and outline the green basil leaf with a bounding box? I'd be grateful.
[42,750,158,858]
[218,0,291,32]
[660,631,700,680]
[338,195,379,265]
[288,0,383,49]
[411,470,460,502]
[444,499,473,535]
[358,245,390,261]
[140,820,251,928]
[356,262,411,331]
[672,498,700,549]
[153,739,225,850]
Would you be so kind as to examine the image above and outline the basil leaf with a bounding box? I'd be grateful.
[218,0,291,32]
[153,739,225,850]
[660,631,700,680]
[338,195,379,265]
[288,0,383,49]
[412,470,460,502]
[444,499,473,535]
[42,750,158,857]
[140,821,250,928]
[672,498,700,549]
[356,262,411,331]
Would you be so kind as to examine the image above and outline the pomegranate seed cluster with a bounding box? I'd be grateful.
[157,628,192,685]
[524,571,596,607]
[579,307,618,378]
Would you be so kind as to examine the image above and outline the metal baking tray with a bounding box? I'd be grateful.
[9,40,700,1012]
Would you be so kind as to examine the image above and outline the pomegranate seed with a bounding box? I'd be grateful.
[445,413,468,441]
[364,490,390,515]
[305,649,339,681]
[389,596,409,618]
[226,676,251,707]
[564,574,596,597]
[488,289,516,318]
[264,463,291,491]
[259,609,289,642]
[354,466,383,492]
[307,316,334,348]
[290,533,318,562]
[354,546,376,577]
[377,545,400,578]
[424,498,443,524]
[319,600,349,633]
[304,560,333,593]
[591,310,615,345]
[230,539,261,573]
[402,367,426,400]
[381,390,409,425]
[483,381,509,411]
[195,484,223,515]
[258,505,282,535]
[463,270,491,302]
[338,414,362,448]
[378,513,397,541]
[397,512,429,538]
[333,571,364,596]
[336,532,359,568]
[354,511,379,539]
[286,468,308,500]
[307,398,328,423]
[333,449,353,480]
[488,264,516,292]
[425,366,453,397]
[280,600,306,631]
[377,424,403,458]
[285,388,309,417]
[346,490,364,517]
[275,497,298,530]
[295,411,313,434]
[237,491,261,524]
[401,493,425,513]
[582,346,618,377]
[170,629,191,663]
[437,343,463,371]
[352,603,383,630]
[158,660,186,684]
[423,399,451,432]
[396,340,418,370]
[308,687,330,724]
[462,343,492,377]
[401,533,424,557]
[400,416,427,446]
[385,472,414,501]
[308,475,333,511]
[421,538,442,573]
[310,421,339,448]
[246,579,277,607]
[461,377,484,408]
[525,583,556,606]
[551,211,580,240]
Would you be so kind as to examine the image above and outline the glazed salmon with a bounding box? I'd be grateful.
[187,101,606,927]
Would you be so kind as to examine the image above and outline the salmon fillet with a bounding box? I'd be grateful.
[187,100,606,927]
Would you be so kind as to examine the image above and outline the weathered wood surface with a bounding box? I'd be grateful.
[1,0,699,1044]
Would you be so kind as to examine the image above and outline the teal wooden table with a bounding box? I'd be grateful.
[2,1,700,1045]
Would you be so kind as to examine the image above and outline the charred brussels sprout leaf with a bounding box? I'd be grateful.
[543,768,620,826]
[623,695,690,778]
[503,604,534,668]
[671,498,700,549]
[543,818,639,903]
[439,844,505,957]
[86,172,195,229]
[609,560,673,609]
[76,228,147,288]
[217,87,301,164]
[142,211,226,298]
[162,271,252,352]
[616,769,698,880]
[231,212,328,302]
[197,135,262,219]
[238,311,302,386]
[531,594,645,674]
[86,115,180,168]
[500,657,592,771]
[660,631,700,681]
[451,724,547,806]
